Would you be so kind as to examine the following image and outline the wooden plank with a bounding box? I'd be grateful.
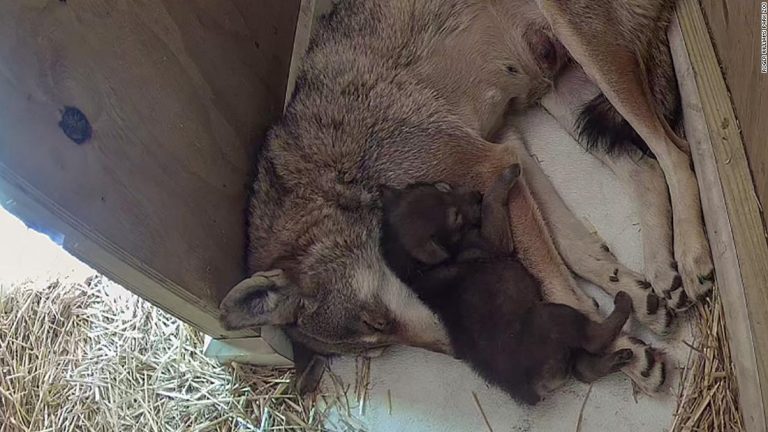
[675,1,768,429]
[284,0,316,109]
[0,171,252,339]
[671,16,763,432]
[0,0,300,338]
[700,0,768,229]
[283,0,337,106]
[204,336,293,367]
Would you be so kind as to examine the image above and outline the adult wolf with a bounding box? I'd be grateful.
[220,0,712,395]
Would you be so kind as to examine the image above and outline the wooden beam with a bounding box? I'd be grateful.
[284,0,317,110]
[0,0,300,338]
[673,1,768,430]
[700,0,768,229]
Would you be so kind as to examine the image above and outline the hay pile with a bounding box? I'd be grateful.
[671,285,745,431]
[0,276,336,431]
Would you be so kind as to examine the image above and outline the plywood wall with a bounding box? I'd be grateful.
[0,0,300,337]
[700,0,768,230]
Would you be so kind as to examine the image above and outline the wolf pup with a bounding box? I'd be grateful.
[380,167,634,404]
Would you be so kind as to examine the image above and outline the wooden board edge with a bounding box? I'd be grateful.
[0,162,256,340]
[284,0,317,110]
[204,335,293,367]
[261,325,295,362]
[673,1,768,430]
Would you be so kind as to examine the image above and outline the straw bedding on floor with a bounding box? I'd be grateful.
[0,276,742,431]
[670,285,744,432]
[0,277,334,431]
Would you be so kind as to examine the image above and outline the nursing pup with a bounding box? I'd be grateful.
[380,167,633,404]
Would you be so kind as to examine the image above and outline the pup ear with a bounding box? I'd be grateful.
[219,269,299,330]
[406,238,451,265]
[434,182,452,193]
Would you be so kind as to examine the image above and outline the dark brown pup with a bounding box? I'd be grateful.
[380,167,634,404]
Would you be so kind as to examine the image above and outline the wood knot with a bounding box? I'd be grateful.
[58,106,92,145]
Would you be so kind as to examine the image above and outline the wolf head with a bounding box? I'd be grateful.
[218,141,452,354]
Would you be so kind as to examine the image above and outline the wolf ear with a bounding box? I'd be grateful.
[219,269,299,330]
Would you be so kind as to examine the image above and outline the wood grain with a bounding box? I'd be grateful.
[676,0,768,429]
[0,0,300,338]
[700,0,768,230]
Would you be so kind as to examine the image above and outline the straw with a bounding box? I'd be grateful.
[670,284,745,431]
[0,277,329,431]
[472,391,494,432]
[576,384,593,432]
